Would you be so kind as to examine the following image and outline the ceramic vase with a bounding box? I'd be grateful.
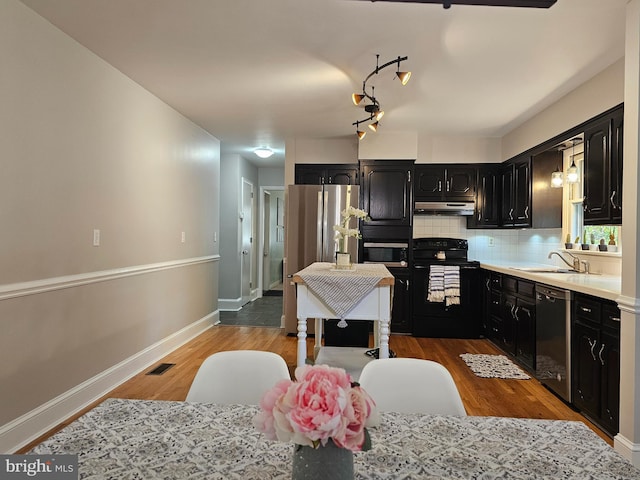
[291,439,354,480]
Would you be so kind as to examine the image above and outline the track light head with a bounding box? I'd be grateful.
[357,130,367,140]
[396,71,411,85]
[368,121,379,132]
[352,93,365,106]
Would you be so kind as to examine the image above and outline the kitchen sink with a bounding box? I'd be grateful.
[509,267,576,273]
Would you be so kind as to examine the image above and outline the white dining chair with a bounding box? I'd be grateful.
[186,350,291,404]
[358,357,467,415]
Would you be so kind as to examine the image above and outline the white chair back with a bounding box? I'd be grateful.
[186,350,290,404]
[358,358,467,415]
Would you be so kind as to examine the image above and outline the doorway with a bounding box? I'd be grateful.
[241,178,254,306]
[259,186,285,296]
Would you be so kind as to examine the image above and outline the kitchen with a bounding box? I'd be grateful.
[284,91,631,458]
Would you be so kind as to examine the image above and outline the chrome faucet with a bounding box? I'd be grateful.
[548,251,581,272]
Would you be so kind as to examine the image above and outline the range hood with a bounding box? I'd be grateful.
[414,201,475,216]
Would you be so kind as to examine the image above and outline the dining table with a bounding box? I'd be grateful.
[30,398,640,479]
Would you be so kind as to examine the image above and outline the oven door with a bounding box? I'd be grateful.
[362,242,408,268]
[412,264,481,338]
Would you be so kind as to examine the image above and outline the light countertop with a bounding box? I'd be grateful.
[480,260,621,301]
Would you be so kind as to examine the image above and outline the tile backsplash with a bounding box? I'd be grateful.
[413,216,621,275]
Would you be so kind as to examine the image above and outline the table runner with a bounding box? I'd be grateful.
[31,398,640,480]
[296,262,391,320]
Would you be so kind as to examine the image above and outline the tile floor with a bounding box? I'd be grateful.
[219,295,283,327]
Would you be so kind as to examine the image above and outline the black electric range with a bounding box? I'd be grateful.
[412,238,481,338]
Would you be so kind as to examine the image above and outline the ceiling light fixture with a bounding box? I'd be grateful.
[352,54,411,139]
[254,147,274,159]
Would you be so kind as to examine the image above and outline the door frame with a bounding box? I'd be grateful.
[258,185,285,297]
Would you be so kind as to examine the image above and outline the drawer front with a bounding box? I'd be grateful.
[574,295,602,324]
[503,276,517,293]
[602,303,621,329]
[518,280,535,298]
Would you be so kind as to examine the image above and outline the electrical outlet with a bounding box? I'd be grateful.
[213,231,217,242]
[488,236,495,247]
[181,231,186,243]
[93,229,100,247]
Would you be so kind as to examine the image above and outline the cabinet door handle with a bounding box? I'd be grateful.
[478,211,481,221]
[446,180,450,192]
[598,344,606,366]
[485,278,490,291]
[580,306,592,314]
[407,170,411,183]
[508,208,513,220]
[610,191,616,208]
[524,206,529,219]
[610,316,621,322]
[438,180,442,192]
[406,279,410,291]
[588,338,597,361]
[514,306,520,321]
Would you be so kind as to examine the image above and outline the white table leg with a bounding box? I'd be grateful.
[379,317,390,359]
[297,317,308,368]
[314,318,323,359]
[378,285,391,359]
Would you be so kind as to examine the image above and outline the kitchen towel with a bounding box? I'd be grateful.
[444,265,460,306]
[427,265,445,302]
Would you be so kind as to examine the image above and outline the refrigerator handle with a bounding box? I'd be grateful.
[317,190,324,262]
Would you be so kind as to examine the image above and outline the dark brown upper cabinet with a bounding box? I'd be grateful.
[414,165,476,201]
[467,164,500,229]
[294,164,359,185]
[360,160,414,228]
[583,105,623,225]
[500,156,531,228]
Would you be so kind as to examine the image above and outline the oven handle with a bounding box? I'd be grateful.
[413,264,479,270]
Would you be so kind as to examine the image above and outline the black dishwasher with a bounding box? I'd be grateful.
[535,285,572,402]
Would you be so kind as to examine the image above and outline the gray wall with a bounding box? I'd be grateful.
[1,0,220,451]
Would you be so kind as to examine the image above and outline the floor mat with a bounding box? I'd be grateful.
[460,353,530,380]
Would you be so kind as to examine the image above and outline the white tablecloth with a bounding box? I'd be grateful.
[31,398,640,479]
[296,262,392,319]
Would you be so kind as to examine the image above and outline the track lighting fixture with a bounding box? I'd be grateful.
[351,54,411,139]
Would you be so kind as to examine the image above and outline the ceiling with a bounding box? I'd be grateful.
[19,0,628,167]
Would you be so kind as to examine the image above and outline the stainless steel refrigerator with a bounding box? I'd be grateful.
[283,184,360,334]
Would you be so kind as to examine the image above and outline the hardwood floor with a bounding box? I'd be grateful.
[18,325,612,453]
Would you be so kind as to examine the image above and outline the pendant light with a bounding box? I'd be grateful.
[566,138,580,184]
[550,167,563,188]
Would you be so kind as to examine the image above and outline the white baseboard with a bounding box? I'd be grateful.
[614,433,640,468]
[0,310,219,454]
[218,297,243,311]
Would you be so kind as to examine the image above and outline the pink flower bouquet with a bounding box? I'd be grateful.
[253,364,379,452]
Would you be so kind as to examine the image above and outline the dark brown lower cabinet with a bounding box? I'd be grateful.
[572,293,620,436]
[389,268,412,334]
